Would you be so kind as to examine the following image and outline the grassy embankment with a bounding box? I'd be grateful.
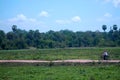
[0,47,120,60]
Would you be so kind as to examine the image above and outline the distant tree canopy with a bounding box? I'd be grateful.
[0,25,120,50]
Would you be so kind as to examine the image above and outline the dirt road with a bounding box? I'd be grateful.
[0,59,120,63]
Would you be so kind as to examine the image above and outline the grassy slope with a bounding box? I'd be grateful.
[0,47,120,60]
[0,65,120,80]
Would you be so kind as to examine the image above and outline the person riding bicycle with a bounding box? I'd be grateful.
[102,51,109,60]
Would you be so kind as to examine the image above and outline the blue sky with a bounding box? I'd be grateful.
[0,0,120,32]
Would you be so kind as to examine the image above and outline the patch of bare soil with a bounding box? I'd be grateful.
[0,59,120,63]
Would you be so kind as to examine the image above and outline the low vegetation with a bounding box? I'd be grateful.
[0,64,119,80]
[0,47,119,80]
[0,47,120,60]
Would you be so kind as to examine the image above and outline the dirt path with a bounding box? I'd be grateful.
[0,59,120,63]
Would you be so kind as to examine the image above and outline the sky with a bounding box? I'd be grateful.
[0,0,120,32]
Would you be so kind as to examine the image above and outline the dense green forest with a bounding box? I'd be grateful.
[0,25,120,50]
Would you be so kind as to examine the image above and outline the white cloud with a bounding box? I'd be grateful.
[97,12,112,22]
[102,0,120,7]
[71,16,81,22]
[104,13,112,17]
[113,0,120,7]
[56,20,70,24]
[0,14,46,31]
[8,14,27,22]
[104,0,111,2]
[8,14,36,23]
[56,16,81,24]
[97,18,108,22]
[39,11,48,17]
[29,18,36,22]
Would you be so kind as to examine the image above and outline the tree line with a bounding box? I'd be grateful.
[0,25,120,50]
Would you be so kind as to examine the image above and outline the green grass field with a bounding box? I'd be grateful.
[0,47,120,60]
[0,65,120,80]
[0,47,120,80]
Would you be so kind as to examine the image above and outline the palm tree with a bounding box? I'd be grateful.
[102,25,107,32]
[113,24,117,31]
[12,25,17,32]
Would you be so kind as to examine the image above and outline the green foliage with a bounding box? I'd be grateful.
[0,47,120,60]
[0,25,120,49]
[0,30,6,49]
[0,65,119,80]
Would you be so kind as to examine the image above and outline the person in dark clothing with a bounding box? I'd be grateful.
[102,51,108,60]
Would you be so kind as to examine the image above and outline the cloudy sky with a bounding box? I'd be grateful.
[0,0,120,32]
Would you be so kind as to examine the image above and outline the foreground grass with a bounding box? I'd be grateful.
[0,47,120,60]
[0,65,119,80]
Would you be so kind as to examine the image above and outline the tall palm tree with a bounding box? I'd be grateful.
[102,25,107,32]
[12,25,17,32]
[113,24,117,31]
